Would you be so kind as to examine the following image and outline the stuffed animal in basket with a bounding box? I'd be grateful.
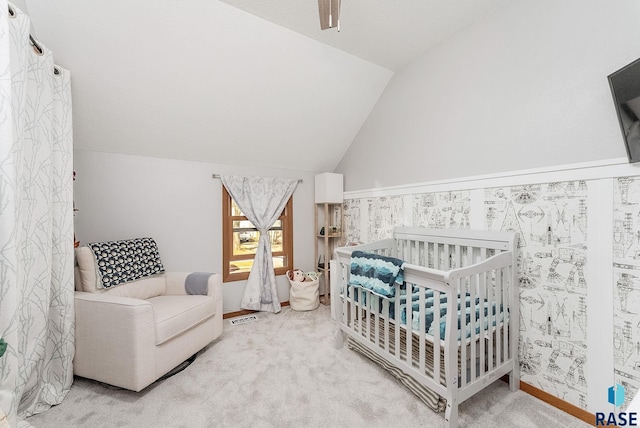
[287,269,307,282]
[305,271,319,281]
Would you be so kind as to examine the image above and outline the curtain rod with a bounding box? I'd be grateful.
[211,174,303,183]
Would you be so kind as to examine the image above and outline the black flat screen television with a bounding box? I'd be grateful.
[609,57,640,163]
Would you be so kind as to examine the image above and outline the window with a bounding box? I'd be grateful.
[222,187,294,282]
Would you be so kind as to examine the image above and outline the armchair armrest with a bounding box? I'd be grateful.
[74,292,156,391]
[164,272,224,342]
[165,272,222,298]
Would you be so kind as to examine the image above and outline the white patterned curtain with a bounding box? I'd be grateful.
[0,2,75,427]
[221,175,298,313]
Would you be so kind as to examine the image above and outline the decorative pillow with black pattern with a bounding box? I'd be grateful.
[87,237,165,289]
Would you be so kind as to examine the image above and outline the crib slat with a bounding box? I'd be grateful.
[469,272,478,382]
[366,289,372,340]
[479,265,486,377]
[374,294,380,347]
[479,248,494,372]
[395,287,401,359]
[433,289,441,383]
[383,298,390,353]
[403,240,410,264]
[487,269,495,371]
[495,266,502,367]
[444,243,448,270]
[444,244,450,270]
[350,285,356,334]
[343,280,349,328]
[419,286,426,374]
[491,269,502,367]
[503,266,510,360]
[491,270,502,367]
[433,242,439,270]
[493,273,499,367]
[464,245,469,268]
[357,287,362,336]
[460,277,467,387]
[454,244,460,270]
[467,246,477,381]
[406,282,412,365]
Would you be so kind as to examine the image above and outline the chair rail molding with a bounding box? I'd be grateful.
[344,157,639,199]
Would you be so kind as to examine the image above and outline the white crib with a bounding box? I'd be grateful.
[332,227,519,428]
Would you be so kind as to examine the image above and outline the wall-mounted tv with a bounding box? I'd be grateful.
[609,57,640,163]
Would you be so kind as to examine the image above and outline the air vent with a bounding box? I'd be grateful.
[229,315,258,326]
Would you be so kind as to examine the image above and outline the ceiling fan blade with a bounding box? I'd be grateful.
[318,0,340,30]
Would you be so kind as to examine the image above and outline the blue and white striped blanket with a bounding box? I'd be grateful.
[349,251,405,297]
[349,284,504,341]
[398,289,504,341]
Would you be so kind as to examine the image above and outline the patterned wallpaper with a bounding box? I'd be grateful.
[485,182,588,409]
[613,177,640,406]
[367,196,405,243]
[343,177,629,411]
[413,191,470,229]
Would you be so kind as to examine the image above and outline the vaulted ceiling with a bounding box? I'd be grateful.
[220,0,510,71]
[22,0,510,173]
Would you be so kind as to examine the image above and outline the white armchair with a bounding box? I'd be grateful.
[73,238,223,391]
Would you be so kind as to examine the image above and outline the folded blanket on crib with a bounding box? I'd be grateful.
[349,251,405,297]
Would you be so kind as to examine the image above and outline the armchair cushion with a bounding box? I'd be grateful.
[75,246,101,292]
[149,295,216,345]
[104,276,166,300]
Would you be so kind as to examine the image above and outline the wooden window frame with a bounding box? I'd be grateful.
[222,188,294,282]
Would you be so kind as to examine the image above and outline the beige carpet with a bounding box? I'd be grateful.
[27,305,590,428]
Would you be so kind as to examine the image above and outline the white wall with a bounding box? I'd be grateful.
[25,0,392,174]
[336,0,640,191]
[10,0,28,14]
[73,149,317,313]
